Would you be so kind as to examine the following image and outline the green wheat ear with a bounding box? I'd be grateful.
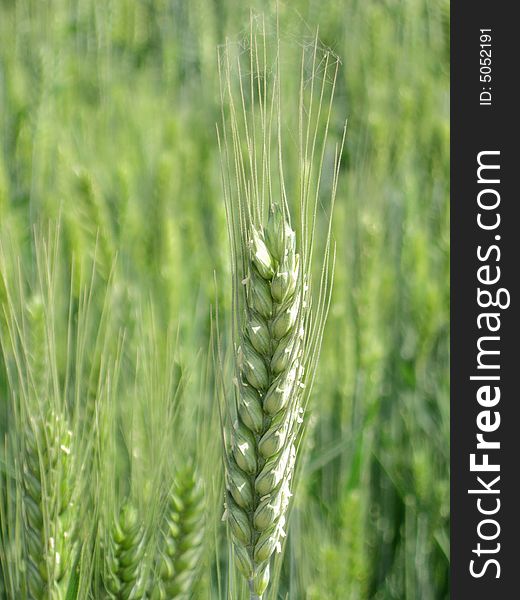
[218,19,343,598]
[23,410,77,600]
[104,501,147,600]
[150,467,205,600]
[224,206,302,598]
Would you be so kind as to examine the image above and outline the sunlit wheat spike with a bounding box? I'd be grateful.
[218,17,344,599]
[224,209,301,598]
[23,410,76,600]
[104,501,147,600]
[150,467,205,600]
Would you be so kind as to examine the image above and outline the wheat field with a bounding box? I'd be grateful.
[0,1,449,599]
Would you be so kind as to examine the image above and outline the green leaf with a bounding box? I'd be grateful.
[65,553,81,600]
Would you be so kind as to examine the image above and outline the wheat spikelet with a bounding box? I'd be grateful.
[23,410,76,600]
[150,468,205,600]
[104,502,147,600]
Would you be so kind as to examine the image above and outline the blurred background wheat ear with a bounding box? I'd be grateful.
[1,0,449,599]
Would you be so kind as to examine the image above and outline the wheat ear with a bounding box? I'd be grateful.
[150,468,205,600]
[218,20,344,598]
[223,205,305,598]
[23,410,76,600]
[104,501,147,600]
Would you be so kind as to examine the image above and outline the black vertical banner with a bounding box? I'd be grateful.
[451,2,518,599]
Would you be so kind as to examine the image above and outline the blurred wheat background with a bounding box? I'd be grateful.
[0,0,449,598]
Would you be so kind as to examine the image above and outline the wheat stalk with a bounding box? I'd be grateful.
[0,228,122,599]
[218,18,345,599]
